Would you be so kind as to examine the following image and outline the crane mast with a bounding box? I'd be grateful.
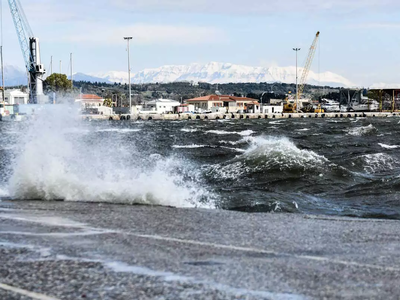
[297,31,320,100]
[8,0,45,104]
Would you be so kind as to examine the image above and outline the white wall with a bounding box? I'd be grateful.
[262,105,283,114]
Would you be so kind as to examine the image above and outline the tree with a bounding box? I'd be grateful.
[43,73,72,94]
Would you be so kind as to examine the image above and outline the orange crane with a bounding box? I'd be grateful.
[297,31,320,100]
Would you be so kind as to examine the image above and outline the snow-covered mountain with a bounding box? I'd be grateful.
[4,62,355,87]
[90,62,354,87]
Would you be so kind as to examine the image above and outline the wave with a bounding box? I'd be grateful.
[359,153,398,174]
[172,144,206,149]
[347,124,377,136]
[180,128,198,133]
[208,136,330,180]
[378,143,400,149]
[206,130,254,136]
[8,105,215,208]
[0,186,8,198]
[96,128,141,133]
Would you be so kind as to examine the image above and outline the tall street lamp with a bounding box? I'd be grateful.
[293,48,301,112]
[124,37,132,113]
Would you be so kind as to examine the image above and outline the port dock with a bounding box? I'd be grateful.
[84,111,400,121]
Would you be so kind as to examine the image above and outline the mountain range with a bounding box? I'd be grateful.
[88,62,355,87]
[4,62,355,87]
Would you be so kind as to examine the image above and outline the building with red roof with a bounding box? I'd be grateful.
[186,95,260,113]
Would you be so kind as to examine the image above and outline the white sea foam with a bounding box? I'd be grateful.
[0,186,8,197]
[378,143,400,149]
[347,124,377,136]
[180,128,198,133]
[361,153,397,173]
[210,136,329,179]
[296,128,310,132]
[8,105,214,208]
[172,144,206,149]
[206,130,254,136]
[96,128,141,133]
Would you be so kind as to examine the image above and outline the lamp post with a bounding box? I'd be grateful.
[293,48,300,112]
[124,37,132,113]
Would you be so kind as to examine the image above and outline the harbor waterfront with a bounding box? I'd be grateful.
[85,111,400,121]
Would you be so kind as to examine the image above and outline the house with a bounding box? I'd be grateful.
[261,104,283,114]
[4,89,29,105]
[186,95,260,113]
[140,99,181,114]
[75,94,112,115]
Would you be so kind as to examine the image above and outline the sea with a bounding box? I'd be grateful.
[1,106,400,220]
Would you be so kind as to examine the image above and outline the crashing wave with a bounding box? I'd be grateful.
[360,153,398,174]
[208,136,330,179]
[347,124,377,136]
[8,105,215,208]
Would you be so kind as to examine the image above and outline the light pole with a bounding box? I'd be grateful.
[124,37,133,113]
[293,48,300,112]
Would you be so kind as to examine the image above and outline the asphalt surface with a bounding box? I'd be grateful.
[1,201,400,299]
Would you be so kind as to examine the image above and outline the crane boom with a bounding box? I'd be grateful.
[8,0,45,104]
[297,31,320,100]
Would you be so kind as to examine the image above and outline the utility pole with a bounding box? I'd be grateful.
[60,60,62,74]
[293,48,301,112]
[124,37,132,113]
[50,56,53,75]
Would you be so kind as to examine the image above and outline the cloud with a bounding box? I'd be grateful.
[61,23,227,45]
[110,0,400,14]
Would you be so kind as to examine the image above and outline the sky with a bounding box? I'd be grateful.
[1,0,400,86]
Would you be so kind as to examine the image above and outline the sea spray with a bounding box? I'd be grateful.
[8,105,215,208]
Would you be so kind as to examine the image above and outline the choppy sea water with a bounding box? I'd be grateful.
[1,107,400,219]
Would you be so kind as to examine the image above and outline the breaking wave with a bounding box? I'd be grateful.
[180,128,198,133]
[358,153,398,174]
[347,124,377,136]
[8,105,215,208]
[208,136,331,180]
[379,143,400,149]
[206,130,254,136]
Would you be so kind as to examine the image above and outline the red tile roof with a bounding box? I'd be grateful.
[80,94,103,100]
[186,95,257,103]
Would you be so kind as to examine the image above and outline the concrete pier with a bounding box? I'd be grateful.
[83,112,400,121]
[1,201,400,299]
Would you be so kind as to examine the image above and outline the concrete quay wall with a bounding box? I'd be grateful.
[83,112,400,121]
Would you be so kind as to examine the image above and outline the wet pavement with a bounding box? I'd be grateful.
[1,200,400,299]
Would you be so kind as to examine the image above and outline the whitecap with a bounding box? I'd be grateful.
[378,143,400,149]
[172,144,206,149]
[361,153,398,173]
[96,128,141,133]
[347,124,377,136]
[180,128,198,133]
[206,130,254,136]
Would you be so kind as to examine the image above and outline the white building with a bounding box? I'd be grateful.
[141,99,181,114]
[261,104,283,114]
[75,94,112,115]
[4,89,29,105]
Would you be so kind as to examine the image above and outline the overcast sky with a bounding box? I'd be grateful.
[1,0,399,86]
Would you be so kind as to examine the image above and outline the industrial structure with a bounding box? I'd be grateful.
[297,31,320,100]
[285,31,321,113]
[8,0,47,104]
